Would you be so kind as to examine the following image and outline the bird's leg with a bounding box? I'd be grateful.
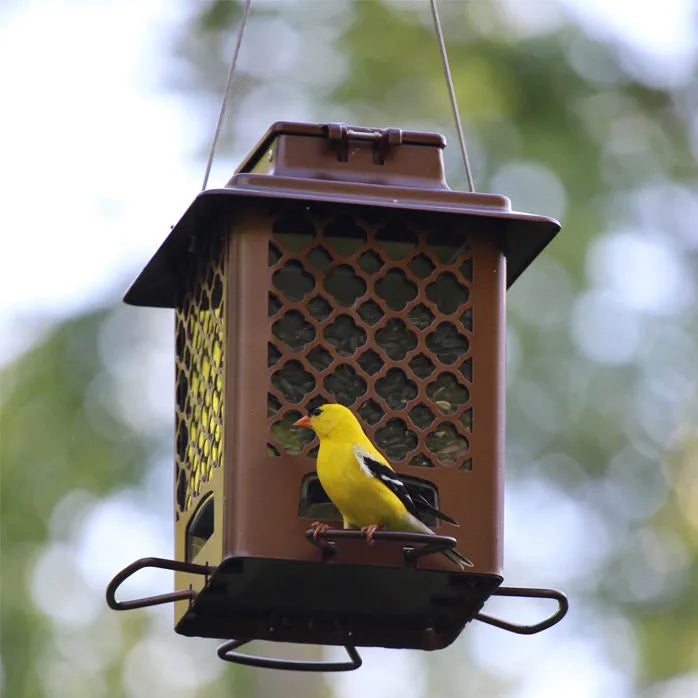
[310,521,331,540]
[360,524,381,545]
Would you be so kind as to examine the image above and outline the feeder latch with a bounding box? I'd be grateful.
[326,123,404,165]
[229,120,448,190]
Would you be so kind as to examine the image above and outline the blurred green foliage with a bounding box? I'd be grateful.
[1,309,147,697]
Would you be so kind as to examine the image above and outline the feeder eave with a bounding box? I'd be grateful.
[124,182,560,308]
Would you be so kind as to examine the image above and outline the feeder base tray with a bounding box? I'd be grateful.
[176,556,501,651]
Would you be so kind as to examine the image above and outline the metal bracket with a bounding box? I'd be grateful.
[305,527,457,564]
[474,586,569,634]
[217,639,362,672]
[326,122,403,164]
[105,556,214,611]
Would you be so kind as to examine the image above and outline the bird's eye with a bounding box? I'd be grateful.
[310,407,322,417]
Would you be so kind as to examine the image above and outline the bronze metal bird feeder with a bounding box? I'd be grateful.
[106,121,568,670]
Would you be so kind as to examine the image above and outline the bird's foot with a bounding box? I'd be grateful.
[310,521,331,540]
[360,524,380,545]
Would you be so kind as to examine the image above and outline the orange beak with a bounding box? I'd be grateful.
[293,415,312,429]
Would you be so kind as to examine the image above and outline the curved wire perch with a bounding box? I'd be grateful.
[106,557,214,611]
[217,639,362,672]
[474,586,569,634]
[304,527,458,563]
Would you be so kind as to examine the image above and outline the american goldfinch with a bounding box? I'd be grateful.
[294,403,473,569]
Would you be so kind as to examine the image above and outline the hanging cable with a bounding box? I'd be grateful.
[202,0,252,191]
[429,0,475,192]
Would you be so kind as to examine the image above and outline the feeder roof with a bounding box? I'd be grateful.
[125,121,560,307]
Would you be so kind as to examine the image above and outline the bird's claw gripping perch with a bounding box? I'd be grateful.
[360,524,380,545]
[310,522,331,540]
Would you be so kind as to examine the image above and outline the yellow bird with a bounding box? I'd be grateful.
[294,403,473,570]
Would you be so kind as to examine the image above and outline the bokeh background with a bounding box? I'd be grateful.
[2,1,697,696]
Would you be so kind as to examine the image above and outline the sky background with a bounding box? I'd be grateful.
[2,1,697,697]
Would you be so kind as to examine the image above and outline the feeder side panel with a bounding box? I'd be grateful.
[450,231,505,574]
[222,204,312,559]
[211,200,503,575]
[173,214,228,624]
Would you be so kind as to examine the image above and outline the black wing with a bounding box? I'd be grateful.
[358,451,459,526]
[359,453,419,517]
[410,491,459,526]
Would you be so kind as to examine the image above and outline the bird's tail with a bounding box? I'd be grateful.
[403,514,474,570]
[444,548,474,569]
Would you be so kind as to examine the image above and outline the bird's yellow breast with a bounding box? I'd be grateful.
[316,439,407,529]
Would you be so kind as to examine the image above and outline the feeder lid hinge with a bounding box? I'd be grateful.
[325,123,404,164]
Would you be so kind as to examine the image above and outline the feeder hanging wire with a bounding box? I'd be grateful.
[202,0,475,193]
[430,0,476,192]
[202,0,253,191]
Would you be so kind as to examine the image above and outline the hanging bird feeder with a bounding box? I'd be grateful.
[106,120,568,670]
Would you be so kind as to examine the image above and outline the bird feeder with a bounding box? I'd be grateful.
[107,121,567,670]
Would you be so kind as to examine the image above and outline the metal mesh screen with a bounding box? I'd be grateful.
[267,203,473,469]
[175,232,226,519]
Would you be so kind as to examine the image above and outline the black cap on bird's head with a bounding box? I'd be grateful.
[293,403,364,440]
[292,405,322,430]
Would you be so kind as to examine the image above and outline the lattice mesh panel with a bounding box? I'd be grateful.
[175,232,226,518]
[267,204,473,469]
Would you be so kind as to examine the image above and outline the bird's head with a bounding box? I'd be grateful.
[293,403,365,441]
